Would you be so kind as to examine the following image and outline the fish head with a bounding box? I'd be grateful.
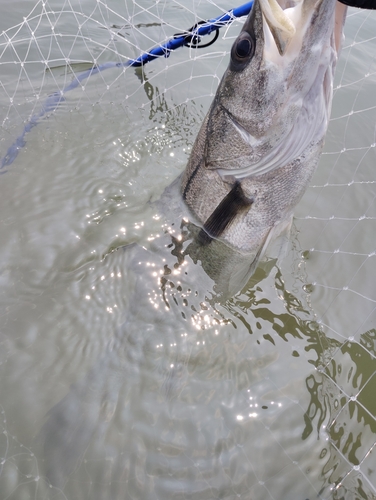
[205,0,344,174]
[181,0,346,256]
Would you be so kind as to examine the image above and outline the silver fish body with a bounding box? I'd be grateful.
[181,0,347,259]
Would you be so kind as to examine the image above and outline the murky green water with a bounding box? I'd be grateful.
[0,2,375,499]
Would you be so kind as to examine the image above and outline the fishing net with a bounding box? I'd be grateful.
[0,1,375,499]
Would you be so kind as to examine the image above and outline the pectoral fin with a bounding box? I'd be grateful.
[198,181,253,245]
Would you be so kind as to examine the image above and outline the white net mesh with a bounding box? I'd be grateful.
[0,0,246,160]
[292,9,376,497]
[0,1,376,499]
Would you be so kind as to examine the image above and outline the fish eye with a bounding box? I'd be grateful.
[230,33,255,70]
[235,37,253,59]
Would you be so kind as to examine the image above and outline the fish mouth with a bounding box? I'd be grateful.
[259,0,322,58]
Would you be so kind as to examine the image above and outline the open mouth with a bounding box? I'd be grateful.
[260,0,298,55]
[259,0,318,57]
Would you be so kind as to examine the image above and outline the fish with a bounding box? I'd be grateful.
[181,0,347,268]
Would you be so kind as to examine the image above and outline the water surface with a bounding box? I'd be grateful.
[0,2,376,499]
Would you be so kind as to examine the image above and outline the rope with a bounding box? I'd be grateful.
[0,1,254,170]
